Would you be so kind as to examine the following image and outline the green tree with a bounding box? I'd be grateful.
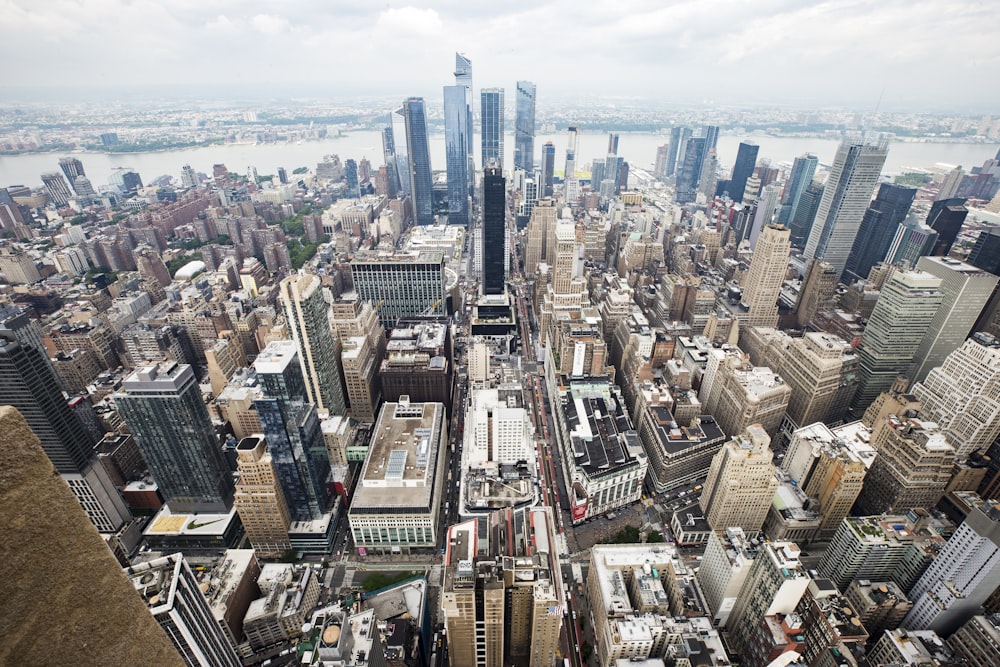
[581,641,593,662]
[647,530,665,543]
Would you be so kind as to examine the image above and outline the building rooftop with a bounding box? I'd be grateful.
[253,339,298,375]
[560,376,643,477]
[143,504,239,538]
[352,401,444,512]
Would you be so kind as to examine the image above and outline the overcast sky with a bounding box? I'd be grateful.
[2,0,998,111]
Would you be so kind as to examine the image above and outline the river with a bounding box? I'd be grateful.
[1,131,997,190]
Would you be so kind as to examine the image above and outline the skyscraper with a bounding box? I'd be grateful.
[908,256,998,384]
[789,181,824,247]
[778,154,819,227]
[703,125,720,151]
[254,341,332,522]
[539,141,555,198]
[381,122,402,196]
[481,88,505,170]
[482,166,506,295]
[454,53,474,196]
[928,197,969,257]
[564,125,580,200]
[444,84,471,227]
[280,273,347,416]
[514,81,536,172]
[727,141,760,203]
[41,171,73,206]
[851,269,942,413]
[665,126,692,180]
[843,183,916,283]
[233,436,292,558]
[699,424,779,534]
[654,144,671,180]
[936,165,965,201]
[675,137,706,204]
[0,332,131,532]
[804,136,890,279]
[126,554,242,667]
[344,158,360,198]
[115,363,234,513]
[913,334,1000,459]
[399,97,434,225]
[742,224,792,328]
[350,251,446,329]
[903,499,1000,635]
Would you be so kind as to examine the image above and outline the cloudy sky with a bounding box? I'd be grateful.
[2,0,998,111]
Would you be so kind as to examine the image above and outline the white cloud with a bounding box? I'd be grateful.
[250,13,290,35]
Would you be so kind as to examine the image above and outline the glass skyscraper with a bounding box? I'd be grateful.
[777,153,818,225]
[115,362,234,513]
[254,340,332,522]
[675,137,706,204]
[399,97,434,225]
[805,136,890,280]
[514,81,536,172]
[280,273,347,417]
[540,141,555,198]
[444,85,470,227]
[481,88,504,169]
[454,53,474,196]
[844,183,916,283]
[727,141,759,203]
[482,165,506,295]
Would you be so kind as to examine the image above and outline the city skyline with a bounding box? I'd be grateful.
[0,2,998,111]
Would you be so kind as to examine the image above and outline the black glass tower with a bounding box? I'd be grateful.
[928,198,969,257]
[728,141,760,203]
[844,183,916,282]
[482,166,506,295]
[400,97,434,225]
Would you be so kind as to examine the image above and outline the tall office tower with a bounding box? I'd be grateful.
[607,132,620,155]
[280,273,346,416]
[936,165,965,201]
[524,198,557,277]
[454,53,475,196]
[703,125,720,151]
[443,507,564,667]
[481,87,505,170]
[482,166,507,295]
[704,360,792,438]
[699,424,779,533]
[854,416,955,516]
[851,270,943,414]
[727,141,760,203]
[913,335,1000,459]
[969,226,1000,275]
[928,197,969,257]
[903,500,1000,635]
[514,81,536,172]
[444,84,471,227]
[233,436,292,558]
[0,332,131,533]
[276,166,287,185]
[126,554,242,667]
[804,136,890,279]
[116,363,234,513]
[796,259,838,328]
[779,333,857,436]
[675,137,707,203]
[351,251,446,328]
[909,256,998,383]
[789,181,824,247]
[253,341,332,522]
[73,176,96,197]
[2,406,185,666]
[539,141,555,197]
[777,153,819,225]
[399,97,434,225]
[58,155,85,185]
[654,144,671,180]
[665,126,692,180]
[887,217,939,267]
[590,159,605,194]
[344,158,360,198]
[782,422,869,538]
[844,183,916,283]
[564,126,580,200]
[699,149,719,198]
[727,541,810,654]
[948,614,1000,666]
[747,184,782,247]
[742,224,791,328]
[381,122,402,196]
[41,171,73,206]
[698,528,758,627]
